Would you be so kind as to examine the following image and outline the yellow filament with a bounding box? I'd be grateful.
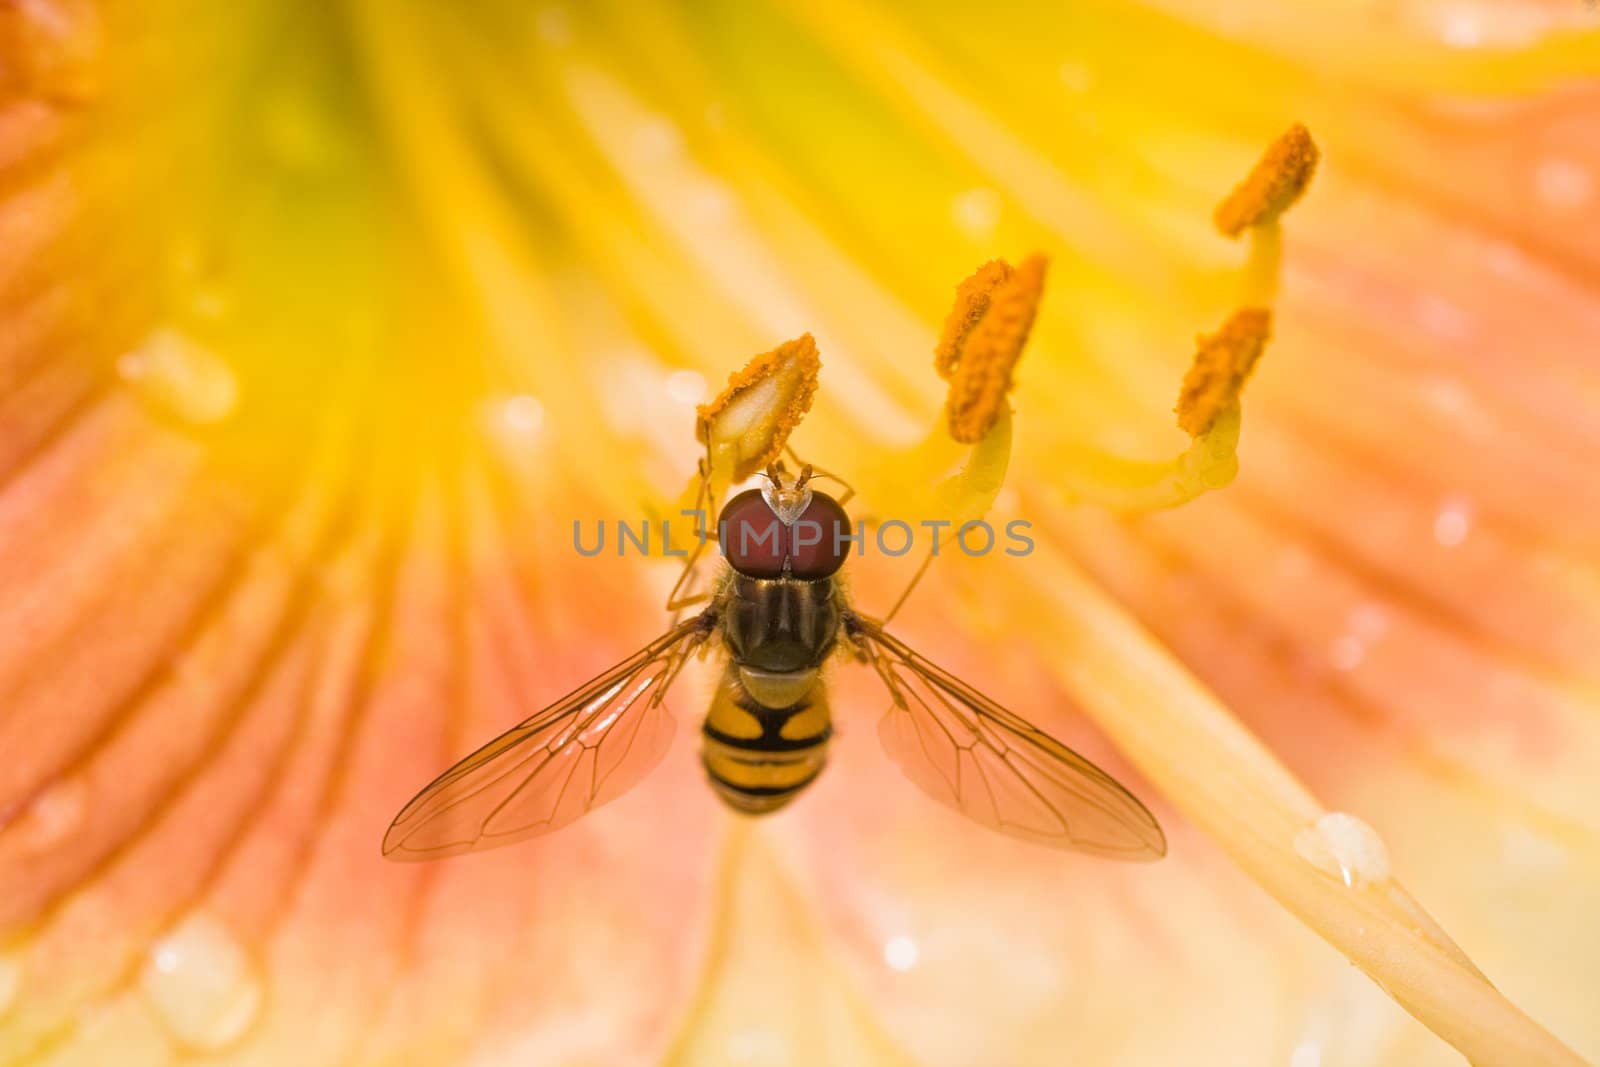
[1020,543,1589,1067]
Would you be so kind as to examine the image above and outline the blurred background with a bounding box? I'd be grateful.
[0,1,1598,1064]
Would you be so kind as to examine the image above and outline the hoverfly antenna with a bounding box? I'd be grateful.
[763,462,786,489]
[795,464,814,489]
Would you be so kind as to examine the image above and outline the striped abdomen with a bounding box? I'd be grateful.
[701,663,832,815]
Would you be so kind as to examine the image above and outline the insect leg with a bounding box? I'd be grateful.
[879,544,938,627]
[665,457,719,614]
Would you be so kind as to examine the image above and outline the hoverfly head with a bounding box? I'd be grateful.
[720,463,851,580]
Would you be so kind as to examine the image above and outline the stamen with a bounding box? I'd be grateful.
[1213,123,1320,238]
[933,258,1013,380]
[943,254,1048,444]
[697,333,822,483]
[1020,542,1587,1067]
[1174,308,1272,437]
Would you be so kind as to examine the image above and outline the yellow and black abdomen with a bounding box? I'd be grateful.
[701,663,832,815]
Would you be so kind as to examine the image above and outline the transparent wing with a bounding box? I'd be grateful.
[850,615,1166,860]
[382,616,708,861]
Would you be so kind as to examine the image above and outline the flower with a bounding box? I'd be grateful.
[1,3,1597,1066]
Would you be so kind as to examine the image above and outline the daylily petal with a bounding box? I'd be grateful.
[2,3,1597,1067]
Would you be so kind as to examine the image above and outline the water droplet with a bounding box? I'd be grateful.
[1328,635,1365,672]
[665,369,706,406]
[489,394,545,435]
[1441,11,1483,48]
[139,913,261,1052]
[1414,296,1471,341]
[1058,61,1093,93]
[11,775,88,853]
[1432,497,1472,547]
[481,395,546,468]
[1295,812,1392,888]
[1419,377,1473,418]
[633,116,684,163]
[117,328,238,426]
[882,934,919,972]
[687,178,734,223]
[1535,157,1593,212]
[1347,604,1390,642]
[1483,240,1531,278]
[951,187,1002,238]
[0,948,22,1018]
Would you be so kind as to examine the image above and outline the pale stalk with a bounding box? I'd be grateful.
[1024,541,1589,1067]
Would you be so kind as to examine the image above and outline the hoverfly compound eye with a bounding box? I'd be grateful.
[719,489,787,578]
[718,488,851,579]
[787,492,850,579]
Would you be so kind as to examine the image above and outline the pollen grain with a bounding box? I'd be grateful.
[1214,123,1320,238]
[697,333,822,472]
[944,254,1048,444]
[1174,307,1272,436]
[934,258,1013,380]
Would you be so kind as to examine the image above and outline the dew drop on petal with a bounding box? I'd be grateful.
[1419,376,1473,418]
[1328,635,1365,672]
[11,774,88,853]
[633,116,684,163]
[1347,603,1390,642]
[951,187,1002,238]
[1058,60,1093,93]
[882,934,919,972]
[1432,497,1472,547]
[117,328,239,426]
[1414,295,1472,341]
[665,369,707,406]
[1483,240,1532,279]
[139,913,262,1053]
[0,948,22,1018]
[687,178,735,223]
[1440,10,1483,48]
[488,393,546,436]
[481,394,547,471]
[1534,157,1593,212]
[1294,812,1392,889]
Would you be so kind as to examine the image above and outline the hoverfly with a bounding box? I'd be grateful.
[382,462,1165,861]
